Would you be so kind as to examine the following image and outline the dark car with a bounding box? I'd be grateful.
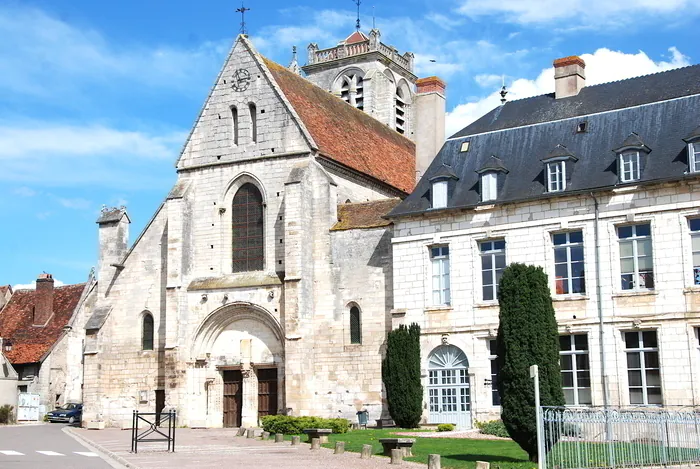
[46,403,82,424]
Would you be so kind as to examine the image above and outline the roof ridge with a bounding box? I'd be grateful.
[339,197,401,206]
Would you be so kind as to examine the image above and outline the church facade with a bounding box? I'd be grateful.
[79,32,445,428]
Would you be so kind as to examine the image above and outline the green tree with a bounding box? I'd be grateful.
[382,323,422,428]
[496,263,565,461]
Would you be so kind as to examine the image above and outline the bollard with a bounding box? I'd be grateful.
[361,444,372,459]
[310,438,321,450]
[391,448,403,465]
[428,454,441,469]
[237,427,246,437]
[334,441,345,454]
[246,428,255,439]
[275,433,284,443]
[291,435,301,446]
[476,461,490,469]
[262,431,270,440]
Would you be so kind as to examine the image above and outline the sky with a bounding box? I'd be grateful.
[2,0,700,288]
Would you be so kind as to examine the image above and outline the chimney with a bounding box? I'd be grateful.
[96,207,130,298]
[414,76,446,182]
[554,56,586,99]
[34,273,55,326]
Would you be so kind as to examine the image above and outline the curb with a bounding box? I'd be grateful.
[63,427,139,469]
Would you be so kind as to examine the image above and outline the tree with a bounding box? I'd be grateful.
[496,263,565,461]
[382,323,423,428]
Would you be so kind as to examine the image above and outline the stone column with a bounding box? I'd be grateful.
[240,339,258,427]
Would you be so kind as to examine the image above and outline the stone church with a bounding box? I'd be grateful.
[79,30,446,428]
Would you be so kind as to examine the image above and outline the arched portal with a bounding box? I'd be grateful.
[427,344,472,429]
[191,302,284,428]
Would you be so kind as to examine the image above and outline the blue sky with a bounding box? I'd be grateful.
[2,0,699,288]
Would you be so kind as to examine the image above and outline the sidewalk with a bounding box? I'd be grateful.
[67,427,425,469]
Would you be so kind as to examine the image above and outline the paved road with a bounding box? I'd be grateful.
[0,423,117,468]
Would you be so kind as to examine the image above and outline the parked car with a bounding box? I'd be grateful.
[46,403,82,424]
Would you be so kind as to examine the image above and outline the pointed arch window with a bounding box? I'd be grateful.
[231,106,239,146]
[249,103,257,143]
[142,313,154,351]
[340,74,364,110]
[350,305,362,344]
[232,183,264,272]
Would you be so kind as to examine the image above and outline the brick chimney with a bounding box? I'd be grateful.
[414,76,446,182]
[34,273,55,326]
[554,56,586,99]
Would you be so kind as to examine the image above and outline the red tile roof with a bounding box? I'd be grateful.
[264,58,416,194]
[0,284,84,364]
[344,31,369,44]
[331,198,401,231]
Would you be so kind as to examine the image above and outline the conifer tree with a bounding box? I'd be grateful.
[496,263,565,461]
[382,323,422,428]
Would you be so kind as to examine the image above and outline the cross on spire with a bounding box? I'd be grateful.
[236,1,250,36]
[352,0,361,31]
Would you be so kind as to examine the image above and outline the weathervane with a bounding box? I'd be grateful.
[352,0,361,31]
[500,75,508,105]
[236,1,251,36]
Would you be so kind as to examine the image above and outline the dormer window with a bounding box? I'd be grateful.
[547,161,566,192]
[690,143,700,173]
[619,151,640,183]
[481,172,498,201]
[429,165,459,210]
[541,144,578,194]
[432,181,448,208]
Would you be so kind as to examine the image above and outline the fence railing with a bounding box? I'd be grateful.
[541,407,700,469]
[131,410,176,454]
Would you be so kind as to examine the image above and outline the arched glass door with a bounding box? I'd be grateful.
[427,345,471,429]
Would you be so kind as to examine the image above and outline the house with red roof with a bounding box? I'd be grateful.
[0,273,93,415]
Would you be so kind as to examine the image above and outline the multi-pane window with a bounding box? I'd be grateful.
[618,223,654,290]
[481,240,506,301]
[481,173,498,202]
[488,340,500,406]
[350,306,361,344]
[142,313,154,351]
[432,181,448,209]
[553,231,585,295]
[625,331,662,405]
[559,335,591,405]
[690,143,700,173]
[620,151,641,182]
[232,183,264,272]
[431,246,451,306]
[690,219,700,285]
[547,161,566,192]
[428,368,470,412]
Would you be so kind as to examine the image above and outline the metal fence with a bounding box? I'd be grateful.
[541,407,700,469]
[131,410,176,454]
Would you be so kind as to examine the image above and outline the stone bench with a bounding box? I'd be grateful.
[303,428,332,444]
[375,418,395,429]
[378,438,416,457]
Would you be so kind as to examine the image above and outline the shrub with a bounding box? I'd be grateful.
[496,263,565,462]
[437,423,455,432]
[475,420,509,438]
[260,415,349,434]
[0,405,14,424]
[382,323,423,428]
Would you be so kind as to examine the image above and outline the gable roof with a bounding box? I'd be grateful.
[390,69,700,218]
[344,31,369,44]
[0,284,85,364]
[453,64,700,138]
[264,58,416,193]
[331,198,401,231]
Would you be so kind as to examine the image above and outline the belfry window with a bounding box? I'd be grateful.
[232,183,264,272]
[340,74,364,110]
[249,103,257,143]
[395,88,406,134]
[142,313,154,351]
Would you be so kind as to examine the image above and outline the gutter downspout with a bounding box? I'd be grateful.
[590,192,610,409]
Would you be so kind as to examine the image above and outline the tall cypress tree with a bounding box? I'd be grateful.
[496,263,564,461]
[382,323,422,428]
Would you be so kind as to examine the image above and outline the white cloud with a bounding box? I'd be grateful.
[445,47,692,136]
[456,0,696,26]
[55,197,92,210]
[14,279,65,290]
[474,74,504,88]
[13,187,37,197]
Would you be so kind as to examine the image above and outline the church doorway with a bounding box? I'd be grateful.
[257,368,278,418]
[223,370,243,428]
[427,344,472,429]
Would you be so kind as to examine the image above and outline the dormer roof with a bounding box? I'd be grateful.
[613,132,651,153]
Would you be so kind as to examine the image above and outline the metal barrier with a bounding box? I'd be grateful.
[541,407,700,469]
[131,410,176,453]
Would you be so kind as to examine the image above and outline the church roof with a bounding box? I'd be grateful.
[331,198,401,231]
[264,58,416,193]
[0,283,85,364]
[344,31,369,44]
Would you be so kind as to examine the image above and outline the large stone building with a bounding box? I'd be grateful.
[389,57,700,428]
[79,31,445,428]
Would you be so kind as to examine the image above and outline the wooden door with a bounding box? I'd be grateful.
[223,370,242,428]
[257,368,278,418]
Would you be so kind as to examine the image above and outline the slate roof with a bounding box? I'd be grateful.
[264,58,416,194]
[0,284,85,364]
[390,67,700,218]
[331,198,401,231]
[452,64,700,138]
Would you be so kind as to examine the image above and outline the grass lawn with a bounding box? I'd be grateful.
[310,429,533,469]
[547,441,700,469]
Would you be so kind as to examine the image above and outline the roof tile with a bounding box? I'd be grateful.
[331,198,401,231]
